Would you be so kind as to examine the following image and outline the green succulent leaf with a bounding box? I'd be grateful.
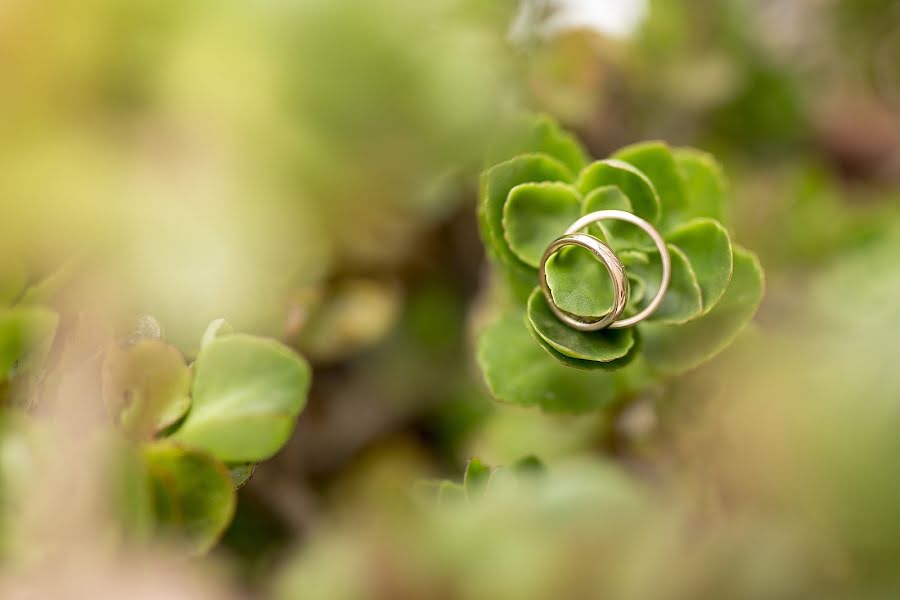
[480,154,574,268]
[576,160,660,232]
[544,245,617,319]
[477,311,619,412]
[625,269,647,313]
[200,318,234,350]
[143,442,235,555]
[642,247,764,374]
[463,457,491,501]
[613,141,687,231]
[102,341,192,438]
[228,463,256,489]
[0,308,58,381]
[526,288,634,362]
[528,320,640,372]
[172,335,311,463]
[627,244,703,324]
[581,186,632,244]
[674,148,728,224]
[502,182,582,267]
[667,218,733,312]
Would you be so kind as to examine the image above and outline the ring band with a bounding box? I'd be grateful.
[538,233,629,332]
[564,210,670,329]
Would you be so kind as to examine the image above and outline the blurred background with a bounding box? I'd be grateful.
[1,0,900,597]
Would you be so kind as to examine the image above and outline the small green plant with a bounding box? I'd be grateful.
[0,297,310,555]
[476,117,764,412]
[107,329,310,553]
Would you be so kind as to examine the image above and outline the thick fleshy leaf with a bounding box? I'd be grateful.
[528,320,641,372]
[143,442,235,555]
[172,335,311,462]
[580,186,632,245]
[527,288,635,362]
[103,341,192,438]
[0,308,58,380]
[476,312,619,413]
[667,218,733,312]
[625,270,647,314]
[545,245,617,319]
[489,114,590,174]
[642,247,764,374]
[479,154,574,283]
[502,182,581,267]
[576,160,660,230]
[614,141,687,231]
[628,244,703,324]
[674,148,728,224]
[463,457,491,501]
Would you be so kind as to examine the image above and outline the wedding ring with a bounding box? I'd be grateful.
[538,233,629,331]
[563,210,670,329]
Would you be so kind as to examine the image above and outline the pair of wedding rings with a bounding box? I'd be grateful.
[538,210,671,332]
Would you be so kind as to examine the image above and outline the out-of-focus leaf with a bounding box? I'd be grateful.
[627,244,702,324]
[477,312,619,412]
[298,279,400,363]
[674,148,728,224]
[526,288,634,362]
[502,182,581,267]
[102,341,192,438]
[643,247,764,374]
[490,114,590,174]
[512,455,546,476]
[143,442,235,555]
[614,141,687,230]
[437,481,466,506]
[200,318,234,350]
[228,463,256,489]
[0,308,58,381]
[463,457,491,501]
[172,335,310,462]
[667,218,733,312]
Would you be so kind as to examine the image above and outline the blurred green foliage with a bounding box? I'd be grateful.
[1,0,900,597]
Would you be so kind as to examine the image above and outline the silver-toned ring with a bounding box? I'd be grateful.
[538,232,629,332]
[564,210,670,329]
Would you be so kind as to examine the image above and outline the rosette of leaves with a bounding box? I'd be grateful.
[477,116,764,412]
[103,322,311,554]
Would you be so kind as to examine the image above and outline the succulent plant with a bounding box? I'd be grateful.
[476,116,764,412]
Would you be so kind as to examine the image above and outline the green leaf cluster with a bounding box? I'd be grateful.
[477,116,764,411]
[102,330,311,554]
